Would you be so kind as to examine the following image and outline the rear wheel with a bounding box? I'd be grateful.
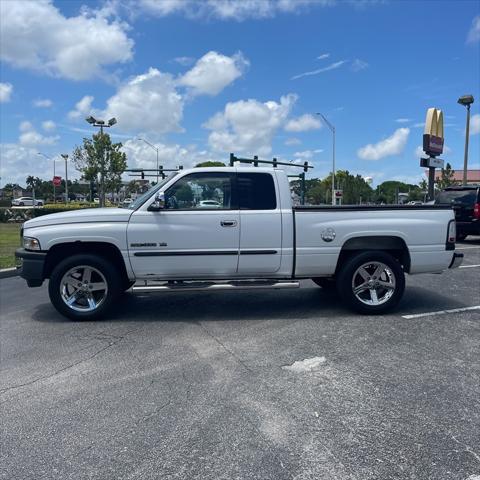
[48,254,122,320]
[336,251,405,315]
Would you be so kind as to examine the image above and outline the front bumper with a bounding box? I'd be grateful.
[15,248,47,287]
[449,252,464,269]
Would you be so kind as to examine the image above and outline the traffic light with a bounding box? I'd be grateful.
[141,171,145,180]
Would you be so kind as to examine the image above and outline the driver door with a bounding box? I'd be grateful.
[128,172,240,279]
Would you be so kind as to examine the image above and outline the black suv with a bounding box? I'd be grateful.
[435,185,480,241]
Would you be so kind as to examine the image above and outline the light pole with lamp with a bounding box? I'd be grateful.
[137,137,160,184]
[457,94,474,185]
[316,112,336,205]
[37,152,56,203]
[85,116,117,207]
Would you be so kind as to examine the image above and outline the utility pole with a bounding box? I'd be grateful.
[458,95,474,185]
[61,154,68,203]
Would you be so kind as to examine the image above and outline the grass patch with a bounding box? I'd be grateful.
[0,223,21,269]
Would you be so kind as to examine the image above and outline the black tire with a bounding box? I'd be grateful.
[336,251,405,315]
[456,232,468,242]
[48,254,122,321]
[312,277,336,290]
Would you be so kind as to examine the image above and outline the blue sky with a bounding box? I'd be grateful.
[0,0,479,187]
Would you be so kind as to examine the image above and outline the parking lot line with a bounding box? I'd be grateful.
[459,264,480,268]
[402,305,480,319]
[456,246,480,250]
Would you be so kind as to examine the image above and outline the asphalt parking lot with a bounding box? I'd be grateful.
[1,239,479,480]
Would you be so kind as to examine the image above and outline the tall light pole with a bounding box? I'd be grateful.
[137,137,159,183]
[316,112,336,205]
[61,154,69,203]
[85,116,117,207]
[37,152,56,203]
[458,95,474,185]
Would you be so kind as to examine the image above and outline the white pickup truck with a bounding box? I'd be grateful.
[16,167,463,320]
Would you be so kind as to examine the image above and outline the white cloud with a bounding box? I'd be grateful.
[413,122,425,128]
[0,144,52,186]
[104,68,183,134]
[294,149,323,159]
[33,98,53,108]
[179,51,249,96]
[357,128,410,161]
[395,118,411,123]
[18,121,59,146]
[285,114,321,132]
[121,138,222,172]
[0,0,134,80]
[137,0,326,21]
[68,95,95,120]
[467,15,480,43]
[173,56,195,66]
[317,53,330,60]
[42,120,56,132]
[292,60,346,80]
[351,58,369,71]
[0,82,13,103]
[471,113,480,135]
[285,137,301,146]
[204,94,297,156]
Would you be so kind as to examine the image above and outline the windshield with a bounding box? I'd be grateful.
[124,172,179,210]
[435,189,477,206]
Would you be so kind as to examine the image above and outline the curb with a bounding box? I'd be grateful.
[0,267,20,279]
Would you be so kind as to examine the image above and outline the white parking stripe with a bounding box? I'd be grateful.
[455,246,480,250]
[402,305,480,319]
[459,264,480,268]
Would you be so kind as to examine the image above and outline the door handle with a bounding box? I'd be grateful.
[221,220,237,227]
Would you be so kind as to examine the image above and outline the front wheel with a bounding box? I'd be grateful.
[48,254,122,320]
[336,251,405,315]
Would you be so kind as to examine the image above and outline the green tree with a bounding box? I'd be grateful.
[195,161,226,167]
[72,132,127,207]
[436,162,456,190]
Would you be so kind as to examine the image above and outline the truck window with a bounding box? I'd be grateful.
[165,172,234,210]
[237,173,277,210]
[435,189,476,206]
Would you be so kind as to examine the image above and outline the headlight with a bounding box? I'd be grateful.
[23,236,41,250]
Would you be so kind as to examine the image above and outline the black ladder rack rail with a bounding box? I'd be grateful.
[125,165,183,180]
[229,153,313,173]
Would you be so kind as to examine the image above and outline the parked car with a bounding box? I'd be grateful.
[11,197,44,207]
[16,167,462,320]
[197,199,222,208]
[122,198,133,208]
[435,185,480,241]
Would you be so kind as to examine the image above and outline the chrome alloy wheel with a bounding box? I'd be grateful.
[351,261,396,306]
[60,265,108,312]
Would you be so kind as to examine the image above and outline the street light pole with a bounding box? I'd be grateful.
[61,154,69,203]
[316,113,336,205]
[37,152,56,203]
[458,94,474,186]
[137,138,160,183]
[85,116,117,207]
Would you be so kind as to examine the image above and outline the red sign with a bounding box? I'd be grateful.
[53,176,62,187]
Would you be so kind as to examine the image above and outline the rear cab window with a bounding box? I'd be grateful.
[435,189,477,206]
[237,173,277,210]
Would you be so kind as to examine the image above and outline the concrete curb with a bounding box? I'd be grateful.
[0,267,20,279]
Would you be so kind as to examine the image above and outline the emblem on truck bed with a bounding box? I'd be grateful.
[321,228,336,242]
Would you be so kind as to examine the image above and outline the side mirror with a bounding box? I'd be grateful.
[148,192,166,211]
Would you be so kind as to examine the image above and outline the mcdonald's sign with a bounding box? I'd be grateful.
[423,108,444,157]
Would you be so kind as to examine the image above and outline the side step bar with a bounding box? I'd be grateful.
[131,280,300,294]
